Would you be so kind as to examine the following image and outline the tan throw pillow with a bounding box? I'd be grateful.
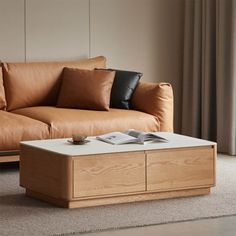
[57,68,115,111]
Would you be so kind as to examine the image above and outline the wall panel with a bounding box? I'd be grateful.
[0,0,25,62]
[90,0,161,82]
[25,0,89,61]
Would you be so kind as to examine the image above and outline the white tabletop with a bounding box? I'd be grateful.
[20,132,216,157]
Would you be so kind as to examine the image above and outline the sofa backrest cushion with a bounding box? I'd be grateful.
[0,65,7,110]
[57,68,115,111]
[3,56,106,111]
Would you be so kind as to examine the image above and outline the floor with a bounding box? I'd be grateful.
[83,215,236,236]
[2,158,236,236]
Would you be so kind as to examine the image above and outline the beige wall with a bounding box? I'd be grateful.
[26,0,90,61]
[0,0,25,62]
[0,0,184,132]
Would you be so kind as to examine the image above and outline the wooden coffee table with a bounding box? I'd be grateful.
[20,133,216,208]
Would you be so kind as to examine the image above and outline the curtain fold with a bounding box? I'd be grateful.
[182,0,236,155]
[217,0,236,154]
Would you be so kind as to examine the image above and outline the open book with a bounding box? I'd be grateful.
[96,129,168,145]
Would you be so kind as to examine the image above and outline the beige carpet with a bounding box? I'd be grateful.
[0,154,235,235]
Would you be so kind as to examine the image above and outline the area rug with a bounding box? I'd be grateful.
[0,154,236,235]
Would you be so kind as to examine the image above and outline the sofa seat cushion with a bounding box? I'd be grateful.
[12,106,160,139]
[0,111,50,151]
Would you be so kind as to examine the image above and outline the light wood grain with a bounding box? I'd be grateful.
[26,189,69,208]
[69,187,210,209]
[20,145,73,200]
[20,142,216,208]
[213,145,217,185]
[0,155,19,163]
[26,187,210,209]
[73,152,145,198]
[147,146,215,191]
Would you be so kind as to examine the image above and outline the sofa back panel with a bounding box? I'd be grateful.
[3,56,106,111]
[0,65,7,110]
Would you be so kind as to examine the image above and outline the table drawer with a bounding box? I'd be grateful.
[73,152,145,198]
[147,147,215,191]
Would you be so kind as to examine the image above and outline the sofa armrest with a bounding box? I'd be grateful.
[131,82,174,132]
[0,63,7,110]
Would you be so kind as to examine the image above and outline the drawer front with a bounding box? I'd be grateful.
[147,147,215,191]
[73,152,145,198]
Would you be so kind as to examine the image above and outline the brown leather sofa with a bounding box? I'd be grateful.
[0,56,173,163]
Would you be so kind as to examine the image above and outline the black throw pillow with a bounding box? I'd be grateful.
[96,69,142,109]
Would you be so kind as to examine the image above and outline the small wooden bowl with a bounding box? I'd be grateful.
[72,134,87,142]
[67,134,90,145]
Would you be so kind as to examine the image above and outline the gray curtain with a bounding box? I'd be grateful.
[182,0,236,155]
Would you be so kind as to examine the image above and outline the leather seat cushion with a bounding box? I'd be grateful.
[0,111,50,151]
[12,106,160,139]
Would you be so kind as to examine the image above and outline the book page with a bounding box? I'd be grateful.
[125,129,168,143]
[124,129,144,138]
[97,132,137,145]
